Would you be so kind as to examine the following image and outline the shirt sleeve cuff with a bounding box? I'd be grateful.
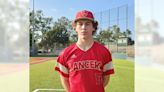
[55,67,69,78]
[103,69,114,76]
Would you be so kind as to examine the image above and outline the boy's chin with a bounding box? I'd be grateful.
[80,36,88,39]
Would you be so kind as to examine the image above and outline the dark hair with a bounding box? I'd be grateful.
[92,21,98,35]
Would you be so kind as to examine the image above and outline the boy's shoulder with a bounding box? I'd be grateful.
[60,43,77,55]
[94,41,112,57]
[94,41,109,51]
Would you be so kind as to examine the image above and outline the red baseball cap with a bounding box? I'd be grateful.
[73,10,95,23]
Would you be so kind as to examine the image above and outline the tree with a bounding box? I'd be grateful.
[94,27,113,44]
[110,25,121,41]
[29,10,53,43]
[38,17,71,50]
[52,17,71,46]
[39,30,54,50]
[123,29,131,38]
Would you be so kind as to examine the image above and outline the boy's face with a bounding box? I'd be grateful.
[75,19,95,39]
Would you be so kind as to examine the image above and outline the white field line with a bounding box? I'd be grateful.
[33,88,65,92]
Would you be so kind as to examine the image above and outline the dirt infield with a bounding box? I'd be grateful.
[30,57,57,65]
[0,57,57,75]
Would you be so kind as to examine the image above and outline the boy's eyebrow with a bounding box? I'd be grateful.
[86,21,92,23]
[78,21,92,23]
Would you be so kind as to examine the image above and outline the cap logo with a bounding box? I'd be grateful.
[82,11,89,17]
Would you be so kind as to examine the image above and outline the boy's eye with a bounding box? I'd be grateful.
[77,21,92,26]
[86,23,90,26]
[77,23,83,26]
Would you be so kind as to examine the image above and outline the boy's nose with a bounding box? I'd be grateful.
[81,24,86,29]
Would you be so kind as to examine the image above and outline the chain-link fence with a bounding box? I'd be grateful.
[94,5,134,56]
[94,4,129,33]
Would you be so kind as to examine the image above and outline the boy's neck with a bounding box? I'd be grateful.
[76,38,94,51]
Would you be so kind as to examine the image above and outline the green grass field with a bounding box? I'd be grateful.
[30,58,134,92]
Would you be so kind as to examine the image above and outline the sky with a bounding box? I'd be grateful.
[29,0,134,39]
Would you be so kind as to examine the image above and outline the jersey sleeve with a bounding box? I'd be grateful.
[102,48,114,76]
[55,50,69,78]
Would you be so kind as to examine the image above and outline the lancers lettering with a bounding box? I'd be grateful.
[69,60,102,72]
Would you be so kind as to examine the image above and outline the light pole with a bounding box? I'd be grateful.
[32,0,35,56]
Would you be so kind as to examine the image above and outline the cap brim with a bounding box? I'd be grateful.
[74,18,94,23]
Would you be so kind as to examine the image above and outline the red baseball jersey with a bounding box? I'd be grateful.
[55,41,114,92]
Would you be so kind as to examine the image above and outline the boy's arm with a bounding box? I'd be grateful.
[60,75,70,92]
[103,75,110,87]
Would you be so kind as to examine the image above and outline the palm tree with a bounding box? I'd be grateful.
[111,25,121,41]
[125,29,131,38]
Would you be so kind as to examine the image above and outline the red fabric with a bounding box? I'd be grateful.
[75,10,94,21]
[55,42,114,92]
[55,67,69,78]
[103,69,115,76]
